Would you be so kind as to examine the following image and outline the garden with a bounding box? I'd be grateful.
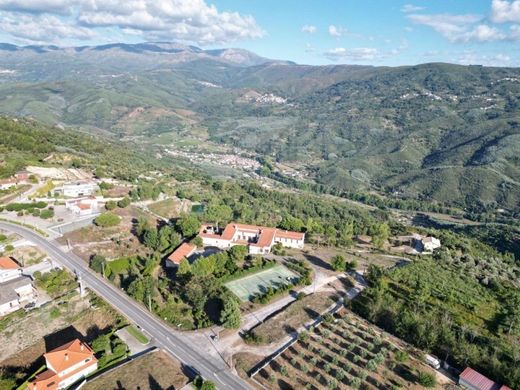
[252,309,439,390]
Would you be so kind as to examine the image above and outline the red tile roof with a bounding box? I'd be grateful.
[30,339,97,390]
[251,228,276,248]
[0,257,19,269]
[275,230,305,240]
[459,367,508,390]
[167,243,196,265]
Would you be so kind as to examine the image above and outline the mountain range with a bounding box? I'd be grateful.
[0,42,519,213]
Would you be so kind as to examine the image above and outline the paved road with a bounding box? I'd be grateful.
[0,221,249,390]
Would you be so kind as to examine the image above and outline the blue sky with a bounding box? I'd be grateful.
[0,0,519,66]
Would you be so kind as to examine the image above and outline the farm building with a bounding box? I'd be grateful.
[198,223,304,255]
[55,181,98,197]
[166,242,197,268]
[459,367,511,390]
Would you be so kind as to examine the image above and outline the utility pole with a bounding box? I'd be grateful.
[101,261,105,278]
[148,294,152,312]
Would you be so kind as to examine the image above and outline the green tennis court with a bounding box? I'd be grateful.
[225,265,300,302]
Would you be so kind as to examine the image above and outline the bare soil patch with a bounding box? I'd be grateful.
[83,350,190,390]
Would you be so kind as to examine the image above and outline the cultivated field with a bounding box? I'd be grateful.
[253,309,442,390]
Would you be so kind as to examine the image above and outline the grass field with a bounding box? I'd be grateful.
[225,265,299,302]
[83,350,190,390]
[125,325,149,344]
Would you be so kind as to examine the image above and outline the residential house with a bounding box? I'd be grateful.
[55,181,98,197]
[0,275,37,316]
[198,223,305,255]
[419,236,441,252]
[459,367,511,390]
[0,256,22,283]
[65,197,99,216]
[165,242,197,268]
[29,339,98,390]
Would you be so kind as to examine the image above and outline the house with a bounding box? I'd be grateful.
[65,197,99,216]
[459,367,511,390]
[0,275,37,316]
[0,256,22,283]
[0,177,17,190]
[198,223,305,255]
[55,181,98,197]
[29,339,98,390]
[166,242,197,268]
[419,236,441,252]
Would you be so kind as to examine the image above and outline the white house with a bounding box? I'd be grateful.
[421,236,441,252]
[29,339,98,390]
[198,223,305,255]
[0,275,37,316]
[65,197,99,216]
[55,181,98,198]
[0,256,22,283]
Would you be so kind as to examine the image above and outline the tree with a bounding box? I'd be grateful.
[143,228,159,250]
[158,226,181,252]
[177,258,192,276]
[331,255,346,271]
[117,196,131,208]
[105,200,117,210]
[371,222,390,249]
[340,220,354,247]
[94,212,120,227]
[177,213,201,238]
[134,216,150,237]
[91,334,111,354]
[90,254,106,275]
[40,209,54,219]
[220,294,241,328]
[228,245,248,262]
[205,202,232,229]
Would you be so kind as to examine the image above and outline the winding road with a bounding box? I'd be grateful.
[0,221,249,389]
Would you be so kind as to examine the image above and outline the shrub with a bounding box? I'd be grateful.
[417,371,437,388]
[94,212,121,227]
[105,200,117,210]
[331,255,346,271]
[40,209,54,219]
[394,350,409,362]
[350,377,361,389]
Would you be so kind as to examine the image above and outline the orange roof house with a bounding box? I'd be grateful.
[166,243,197,268]
[0,257,19,269]
[198,223,305,255]
[29,339,98,390]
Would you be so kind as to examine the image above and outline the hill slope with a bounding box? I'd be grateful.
[0,43,519,212]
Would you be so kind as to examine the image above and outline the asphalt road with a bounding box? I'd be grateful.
[0,221,250,389]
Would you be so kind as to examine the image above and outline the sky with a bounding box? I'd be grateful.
[0,0,519,66]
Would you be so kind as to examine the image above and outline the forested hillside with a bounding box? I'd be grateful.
[1,43,519,212]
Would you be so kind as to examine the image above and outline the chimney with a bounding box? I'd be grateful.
[80,344,84,351]
[64,353,69,361]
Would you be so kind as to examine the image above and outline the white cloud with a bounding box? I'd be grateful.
[491,0,520,23]
[401,4,425,13]
[0,0,265,45]
[407,13,519,42]
[0,12,94,43]
[301,24,316,34]
[324,47,380,61]
[328,25,347,37]
[457,50,513,66]
[0,0,75,14]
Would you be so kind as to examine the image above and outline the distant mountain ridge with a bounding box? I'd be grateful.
[0,41,291,68]
[0,42,519,213]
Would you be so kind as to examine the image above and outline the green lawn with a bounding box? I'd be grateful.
[126,325,150,345]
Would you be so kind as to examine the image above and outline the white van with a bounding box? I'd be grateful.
[425,354,441,369]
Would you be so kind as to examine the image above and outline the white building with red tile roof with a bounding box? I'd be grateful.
[29,339,98,390]
[198,223,305,255]
[166,242,197,268]
[459,367,511,390]
[65,197,99,216]
[0,256,22,283]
